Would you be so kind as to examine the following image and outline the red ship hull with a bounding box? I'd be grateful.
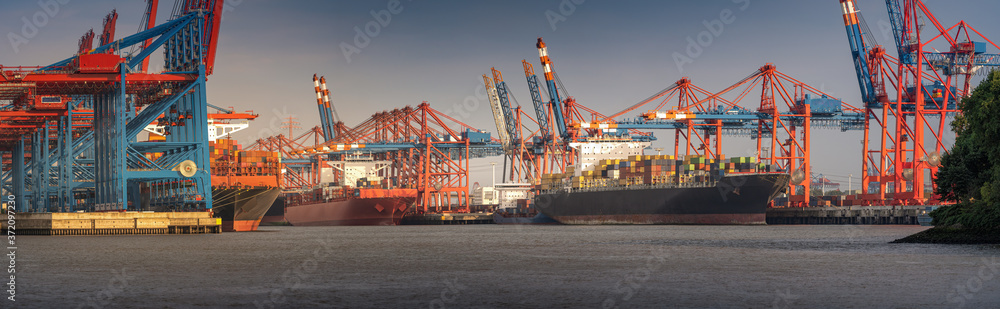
[223,219,262,232]
[284,189,418,226]
[285,197,415,226]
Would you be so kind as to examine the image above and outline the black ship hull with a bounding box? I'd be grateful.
[212,187,281,231]
[492,212,559,224]
[260,195,286,225]
[534,173,789,225]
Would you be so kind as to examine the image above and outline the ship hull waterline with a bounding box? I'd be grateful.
[285,197,416,226]
[492,212,560,225]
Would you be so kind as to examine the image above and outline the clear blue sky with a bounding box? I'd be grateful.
[2,0,999,188]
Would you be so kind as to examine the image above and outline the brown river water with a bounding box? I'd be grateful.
[10,225,1000,308]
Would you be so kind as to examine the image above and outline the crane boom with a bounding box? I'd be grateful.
[536,38,568,138]
[492,68,520,148]
[484,75,511,147]
[98,10,118,47]
[885,0,911,63]
[840,0,877,106]
[77,29,95,54]
[320,76,340,139]
[313,75,334,141]
[139,0,159,72]
[523,60,550,140]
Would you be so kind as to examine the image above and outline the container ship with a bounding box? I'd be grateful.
[146,135,281,232]
[207,139,282,231]
[283,155,417,226]
[533,140,789,225]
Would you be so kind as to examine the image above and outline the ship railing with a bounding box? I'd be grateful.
[540,180,721,195]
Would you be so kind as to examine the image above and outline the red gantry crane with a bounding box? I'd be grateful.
[839,0,1000,205]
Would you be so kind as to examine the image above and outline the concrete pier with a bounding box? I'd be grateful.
[766,205,932,225]
[4,212,222,235]
[401,212,495,225]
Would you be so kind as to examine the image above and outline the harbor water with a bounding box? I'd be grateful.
[14,225,1000,308]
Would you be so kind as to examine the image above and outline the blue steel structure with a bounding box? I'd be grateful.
[0,0,226,212]
[884,0,1000,99]
[886,0,1000,69]
[840,0,878,107]
[13,141,25,209]
[522,61,550,142]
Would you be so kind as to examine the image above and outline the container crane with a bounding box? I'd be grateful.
[1,0,228,212]
[248,75,503,213]
[281,103,502,213]
[522,60,571,177]
[886,0,1000,97]
[491,67,543,182]
[839,0,1000,205]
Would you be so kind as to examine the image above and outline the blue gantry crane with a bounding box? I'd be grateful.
[0,0,227,212]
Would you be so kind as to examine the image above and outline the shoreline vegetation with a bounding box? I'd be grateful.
[894,71,1000,244]
[893,225,1000,244]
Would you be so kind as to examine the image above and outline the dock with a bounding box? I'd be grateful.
[401,212,495,225]
[766,205,934,225]
[6,212,222,235]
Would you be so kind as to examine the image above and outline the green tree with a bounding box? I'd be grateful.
[931,70,1000,230]
[810,188,823,196]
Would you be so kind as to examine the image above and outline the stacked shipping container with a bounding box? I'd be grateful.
[538,155,779,191]
[206,138,281,188]
[207,139,281,178]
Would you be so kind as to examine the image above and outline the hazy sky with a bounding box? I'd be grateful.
[2,0,998,188]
